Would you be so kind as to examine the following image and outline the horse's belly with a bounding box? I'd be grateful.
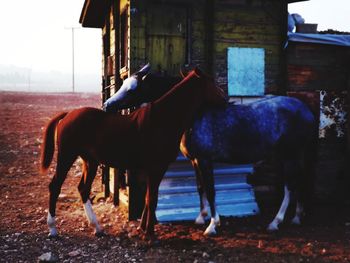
[191,140,272,164]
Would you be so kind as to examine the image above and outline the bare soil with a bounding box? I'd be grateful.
[1,91,350,263]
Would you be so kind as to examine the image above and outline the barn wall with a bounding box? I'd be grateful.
[212,0,287,94]
[130,0,146,73]
[130,0,208,74]
[129,0,287,96]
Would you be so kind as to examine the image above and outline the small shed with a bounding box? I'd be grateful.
[79,0,310,220]
[286,32,350,202]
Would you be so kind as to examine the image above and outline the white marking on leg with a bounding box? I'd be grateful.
[195,212,206,225]
[214,211,220,226]
[83,200,102,234]
[204,212,220,236]
[195,194,208,225]
[47,212,58,237]
[291,201,303,225]
[267,185,291,231]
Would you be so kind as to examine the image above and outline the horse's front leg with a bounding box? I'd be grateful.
[191,159,209,225]
[138,201,148,233]
[137,178,158,237]
[141,169,165,240]
[198,159,220,236]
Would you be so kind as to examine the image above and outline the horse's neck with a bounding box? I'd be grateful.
[152,76,203,131]
[145,75,180,102]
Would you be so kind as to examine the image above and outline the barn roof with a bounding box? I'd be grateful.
[79,0,109,28]
[79,0,309,28]
[288,32,350,47]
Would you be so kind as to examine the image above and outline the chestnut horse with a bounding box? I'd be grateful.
[40,68,226,239]
[106,69,317,236]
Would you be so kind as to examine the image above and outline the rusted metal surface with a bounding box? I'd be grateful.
[287,91,348,139]
[319,91,348,139]
[287,42,350,92]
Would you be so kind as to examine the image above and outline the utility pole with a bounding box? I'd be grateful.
[27,68,31,91]
[65,27,80,92]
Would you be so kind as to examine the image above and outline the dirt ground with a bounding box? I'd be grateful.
[1,91,350,263]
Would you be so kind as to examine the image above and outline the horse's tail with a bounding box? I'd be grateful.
[180,130,193,160]
[40,112,68,175]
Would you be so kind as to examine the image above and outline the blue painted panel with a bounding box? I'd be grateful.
[227,47,265,96]
[156,156,259,222]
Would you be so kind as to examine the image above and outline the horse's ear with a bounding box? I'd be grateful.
[137,63,151,76]
[180,65,194,78]
[142,73,150,81]
[194,67,203,76]
[117,76,123,86]
[179,65,187,78]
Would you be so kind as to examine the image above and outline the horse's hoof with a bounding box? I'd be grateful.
[195,216,205,225]
[204,231,217,237]
[291,216,301,225]
[266,223,279,232]
[95,231,106,238]
[148,238,161,246]
[203,227,217,236]
[142,234,160,246]
[137,225,146,233]
[48,232,59,239]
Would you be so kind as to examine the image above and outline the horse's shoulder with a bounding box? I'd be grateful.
[128,103,152,129]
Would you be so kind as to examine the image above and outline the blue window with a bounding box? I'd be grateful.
[227,47,265,96]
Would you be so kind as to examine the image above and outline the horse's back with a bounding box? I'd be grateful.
[245,96,316,143]
[185,96,316,162]
[262,96,314,121]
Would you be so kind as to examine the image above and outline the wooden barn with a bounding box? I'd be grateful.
[79,0,349,221]
[79,0,306,98]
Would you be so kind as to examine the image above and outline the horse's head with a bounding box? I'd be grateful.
[103,63,151,111]
[104,63,183,111]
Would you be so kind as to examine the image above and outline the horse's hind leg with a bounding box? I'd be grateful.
[195,158,220,236]
[267,159,298,231]
[47,153,76,237]
[291,201,303,225]
[291,153,314,225]
[78,159,103,236]
[267,185,291,231]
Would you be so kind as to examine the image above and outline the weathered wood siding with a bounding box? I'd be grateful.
[212,0,287,94]
[130,0,287,95]
[130,1,146,73]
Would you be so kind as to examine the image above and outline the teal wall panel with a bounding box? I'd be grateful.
[227,47,265,96]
